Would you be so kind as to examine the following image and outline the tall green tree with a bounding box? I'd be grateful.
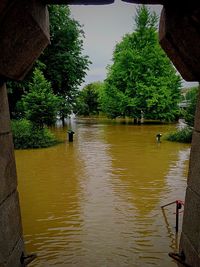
[41,5,91,123]
[101,5,181,121]
[7,60,47,119]
[22,68,60,128]
[75,81,103,116]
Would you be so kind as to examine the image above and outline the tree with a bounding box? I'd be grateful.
[7,60,47,119]
[101,5,181,121]
[75,81,103,116]
[40,5,91,123]
[22,68,60,128]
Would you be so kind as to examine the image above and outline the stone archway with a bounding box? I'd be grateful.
[0,1,199,266]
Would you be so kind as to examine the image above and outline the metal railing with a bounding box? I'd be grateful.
[161,200,192,267]
[161,200,184,233]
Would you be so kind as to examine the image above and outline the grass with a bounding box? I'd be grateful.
[165,126,193,143]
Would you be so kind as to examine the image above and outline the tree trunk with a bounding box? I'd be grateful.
[133,118,137,124]
[61,115,65,127]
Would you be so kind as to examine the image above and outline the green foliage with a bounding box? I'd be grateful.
[40,5,91,118]
[11,119,59,149]
[101,5,181,121]
[75,81,103,116]
[100,84,127,118]
[165,127,193,143]
[184,86,199,127]
[7,60,47,119]
[135,4,158,31]
[22,69,60,127]
[58,96,72,120]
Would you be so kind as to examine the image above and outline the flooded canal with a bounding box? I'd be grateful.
[16,118,190,267]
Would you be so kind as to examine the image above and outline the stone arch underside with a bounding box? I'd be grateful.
[0,1,199,266]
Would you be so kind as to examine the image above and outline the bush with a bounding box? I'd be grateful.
[165,126,193,143]
[11,119,59,149]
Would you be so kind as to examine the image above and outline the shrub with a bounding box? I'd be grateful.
[22,68,60,128]
[11,119,59,149]
[165,126,193,143]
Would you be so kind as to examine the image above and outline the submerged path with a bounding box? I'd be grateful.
[16,119,190,267]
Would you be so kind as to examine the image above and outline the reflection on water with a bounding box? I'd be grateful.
[16,118,190,267]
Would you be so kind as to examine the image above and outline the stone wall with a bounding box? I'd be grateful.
[0,82,24,267]
[0,0,50,80]
[158,5,200,266]
[0,1,50,265]
[178,89,200,267]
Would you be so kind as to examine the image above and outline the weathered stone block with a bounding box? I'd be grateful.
[187,131,200,195]
[0,191,23,263]
[6,238,24,267]
[0,0,10,18]
[182,187,200,253]
[0,83,11,134]
[179,232,200,267]
[0,133,17,205]
[159,7,200,81]
[194,89,200,132]
[0,0,50,80]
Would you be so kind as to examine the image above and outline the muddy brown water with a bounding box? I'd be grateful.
[16,118,190,267]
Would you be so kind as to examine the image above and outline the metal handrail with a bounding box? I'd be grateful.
[161,200,184,233]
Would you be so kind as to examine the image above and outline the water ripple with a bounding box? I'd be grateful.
[17,121,190,267]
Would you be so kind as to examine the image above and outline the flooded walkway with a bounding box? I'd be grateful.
[16,118,190,267]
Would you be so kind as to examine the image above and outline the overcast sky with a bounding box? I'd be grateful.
[70,1,198,88]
